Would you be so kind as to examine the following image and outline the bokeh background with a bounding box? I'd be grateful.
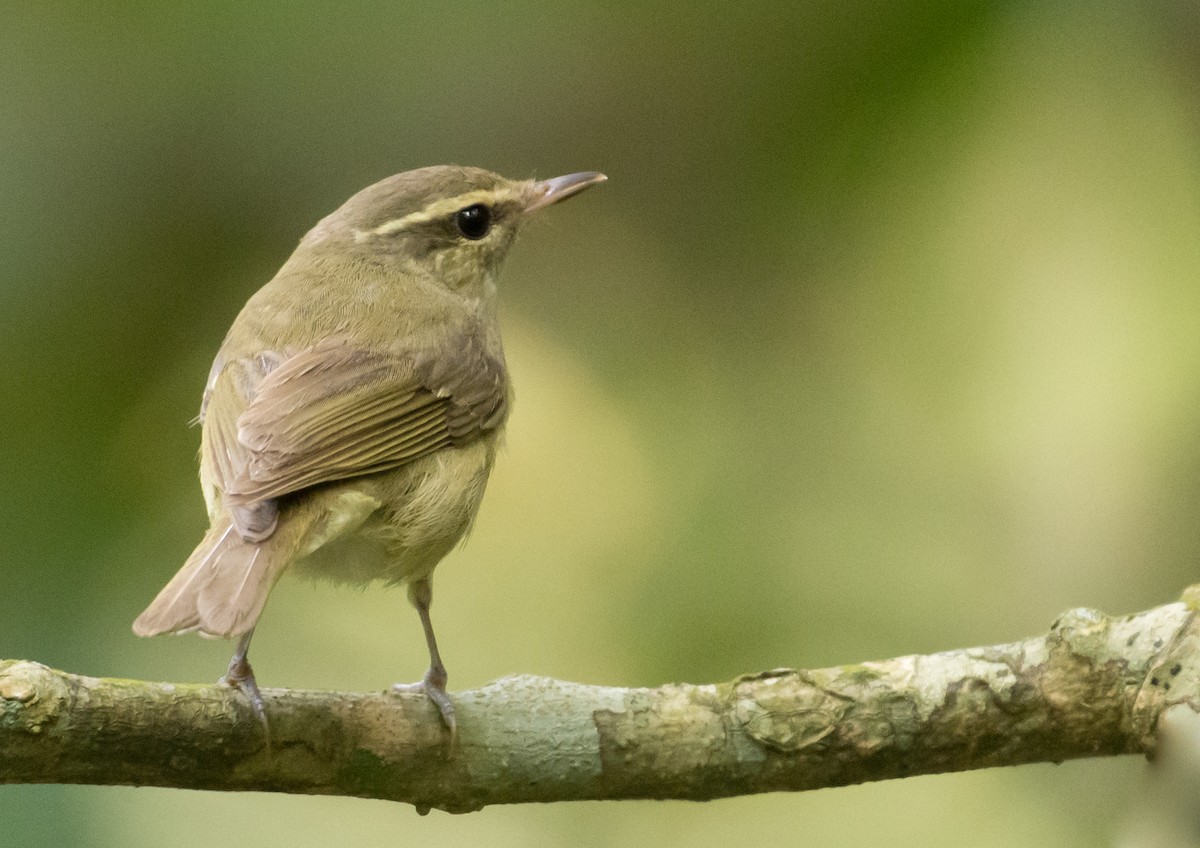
[5,2,1200,845]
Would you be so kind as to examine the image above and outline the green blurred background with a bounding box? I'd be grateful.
[5,2,1200,845]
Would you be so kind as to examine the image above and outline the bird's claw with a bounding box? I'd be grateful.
[393,666,457,743]
[221,655,270,741]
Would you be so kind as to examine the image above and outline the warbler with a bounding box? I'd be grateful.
[133,165,606,736]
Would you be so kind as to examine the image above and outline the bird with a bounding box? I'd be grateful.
[133,165,606,738]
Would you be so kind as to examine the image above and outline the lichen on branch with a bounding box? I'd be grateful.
[2,595,1197,813]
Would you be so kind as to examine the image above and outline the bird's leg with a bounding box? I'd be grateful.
[393,578,456,741]
[220,627,270,740]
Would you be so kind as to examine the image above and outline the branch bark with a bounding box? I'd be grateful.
[4,593,1200,813]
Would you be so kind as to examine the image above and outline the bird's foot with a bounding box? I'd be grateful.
[220,655,270,740]
[393,665,457,743]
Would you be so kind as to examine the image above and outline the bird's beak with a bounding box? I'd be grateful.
[524,171,607,213]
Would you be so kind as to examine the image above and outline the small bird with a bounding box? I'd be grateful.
[133,165,606,736]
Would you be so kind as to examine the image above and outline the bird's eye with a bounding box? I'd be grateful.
[454,204,492,240]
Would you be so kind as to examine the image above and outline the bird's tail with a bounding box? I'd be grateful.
[132,518,293,639]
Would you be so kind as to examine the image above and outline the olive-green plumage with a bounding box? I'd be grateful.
[133,165,605,733]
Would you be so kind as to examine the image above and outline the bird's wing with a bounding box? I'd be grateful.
[202,333,508,508]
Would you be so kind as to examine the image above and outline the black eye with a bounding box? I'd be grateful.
[454,204,492,240]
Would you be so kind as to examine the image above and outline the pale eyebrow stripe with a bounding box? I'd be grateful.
[361,186,525,239]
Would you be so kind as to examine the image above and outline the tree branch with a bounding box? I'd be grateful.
[4,593,1199,813]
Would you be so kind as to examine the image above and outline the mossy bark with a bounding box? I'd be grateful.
[3,596,1198,813]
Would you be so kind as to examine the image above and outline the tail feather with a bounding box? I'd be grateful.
[133,519,289,638]
[196,542,275,636]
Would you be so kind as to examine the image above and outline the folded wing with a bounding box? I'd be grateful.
[211,333,508,508]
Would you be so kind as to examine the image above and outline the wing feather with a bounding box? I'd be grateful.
[203,333,507,508]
